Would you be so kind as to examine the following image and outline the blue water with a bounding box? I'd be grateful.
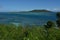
[0,12,56,25]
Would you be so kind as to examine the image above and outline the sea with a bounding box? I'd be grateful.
[0,12,56,26]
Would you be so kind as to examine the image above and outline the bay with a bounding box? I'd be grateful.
[0,12,56,25]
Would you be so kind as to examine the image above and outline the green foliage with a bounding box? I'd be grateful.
[44,21,54,29]
[44,21,54,40]
[56,12,60,18]
[56,12,60,28]
[0,24,60,40]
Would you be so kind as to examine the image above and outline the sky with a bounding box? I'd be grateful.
[0,0,60,12]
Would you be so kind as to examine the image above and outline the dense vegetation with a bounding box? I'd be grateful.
[0,12,60,40]
[0,24,60,40]
[56,12,60,28]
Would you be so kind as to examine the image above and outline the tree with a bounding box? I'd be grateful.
[44,21,53,29]
[56,12,60,19]
[56,12,60,28]
[44,21,53,40]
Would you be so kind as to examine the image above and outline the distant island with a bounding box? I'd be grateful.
[29,10,52,12]
[6,9,53,13]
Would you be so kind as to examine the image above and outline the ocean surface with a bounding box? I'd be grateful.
[0,12,56,25]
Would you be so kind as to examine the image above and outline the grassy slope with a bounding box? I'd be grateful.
[0,24,60,40]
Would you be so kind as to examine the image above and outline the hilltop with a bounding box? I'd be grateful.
[29,10,52,12]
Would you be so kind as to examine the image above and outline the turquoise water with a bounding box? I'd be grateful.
[0,12,56,25]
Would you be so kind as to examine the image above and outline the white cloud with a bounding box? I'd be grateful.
[53,8,60,12]
[46,8,60,12]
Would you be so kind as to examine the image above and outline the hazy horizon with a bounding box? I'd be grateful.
[0,0,60,12]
